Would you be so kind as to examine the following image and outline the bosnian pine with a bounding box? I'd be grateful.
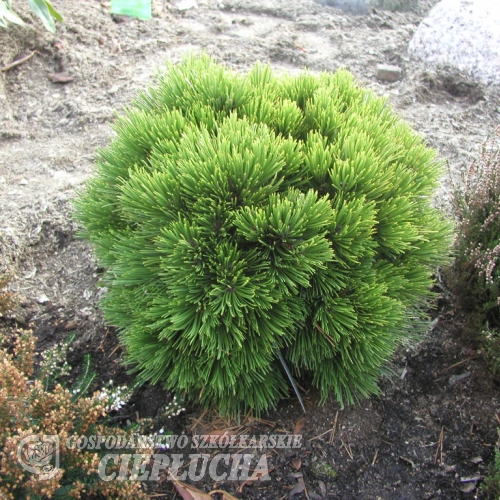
[75,55,451,415]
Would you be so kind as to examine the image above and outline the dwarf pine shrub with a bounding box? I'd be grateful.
[74,55,451,415]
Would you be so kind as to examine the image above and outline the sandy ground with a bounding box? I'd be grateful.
[2,0,500,498]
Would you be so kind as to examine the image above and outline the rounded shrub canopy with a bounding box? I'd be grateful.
[75,55,451,415]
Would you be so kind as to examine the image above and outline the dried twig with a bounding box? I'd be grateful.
[419,442,437,448]
[328,411,339,445]
[341,439,354,460]
[308,429,332,442]
[237,466,275,493]
[1,51,41,73]
[303,479,311,500]
[189,408,209,431]
[434,426,445,464]
[371,448,379,466]
[108,344,121,359]
[308,411,339,443]
[439,356,478,374]
[47,72,74,83]
[109,414,133,422]
[243,414,276,428]
[314,323,335,347]
[98,327,110,349]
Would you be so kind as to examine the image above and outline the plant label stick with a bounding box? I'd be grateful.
[111,0,152,19]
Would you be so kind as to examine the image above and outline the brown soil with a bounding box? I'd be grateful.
[2,0,500,499]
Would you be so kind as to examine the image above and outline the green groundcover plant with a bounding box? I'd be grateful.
[75,55,452,415]
[0,0,62,33]
[482,430,500,499]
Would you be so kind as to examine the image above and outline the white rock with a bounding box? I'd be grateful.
[408,0,500,84]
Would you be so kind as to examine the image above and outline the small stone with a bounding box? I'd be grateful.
[36,293,50,304]
[376,64,402,82]
[24,268,37,279]
[449,371,471,386]
[19,178,28,185]
[460,481,477,493]
[318,480,327,497]
[174,0,198,10]
[79,307,93,317]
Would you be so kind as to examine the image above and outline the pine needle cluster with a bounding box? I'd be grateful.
[74,55,451,415]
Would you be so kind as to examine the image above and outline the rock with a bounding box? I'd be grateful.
[460,482,477,493]
[408,0,500,84]
[376,64,402,82]
[36,293,50,304]
[174,0,198,10]
[448,371,471,386]
[79,306,93,317]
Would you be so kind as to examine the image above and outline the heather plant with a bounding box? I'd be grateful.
[37,333,75,391]
[482,430,500,499]
[0,326,149,499]
[480,328,500,377]
[0,273,15,313]
[450,130,500,497]
[74,55,452,416]
[97,379,137,412]
[452,127,500,326]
